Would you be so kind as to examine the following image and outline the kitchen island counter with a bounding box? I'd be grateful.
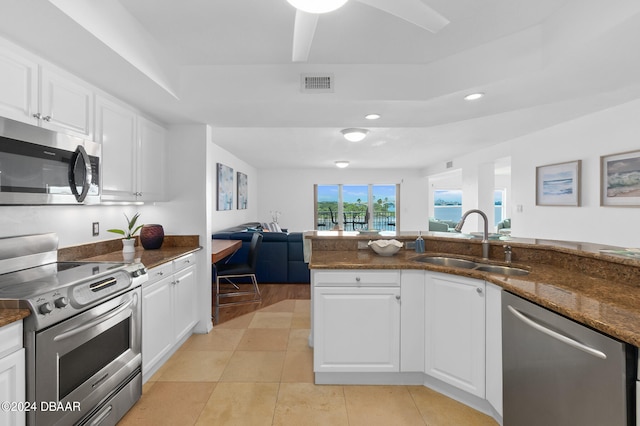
[307,232,640,347]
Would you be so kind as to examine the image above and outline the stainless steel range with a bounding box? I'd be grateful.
[0,233,148,426]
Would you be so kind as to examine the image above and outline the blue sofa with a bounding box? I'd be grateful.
[212,222,310,284]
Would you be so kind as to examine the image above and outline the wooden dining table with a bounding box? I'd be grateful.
[211,239,242,263]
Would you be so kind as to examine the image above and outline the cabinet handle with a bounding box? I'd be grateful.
[156,271,164,276]
[32,112,41,119]
[42,115,52,122]
[355,277,361,282]
[476,287,483,294]
[395,295,400,300]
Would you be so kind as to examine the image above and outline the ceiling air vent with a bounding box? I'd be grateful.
[301,73,334,93]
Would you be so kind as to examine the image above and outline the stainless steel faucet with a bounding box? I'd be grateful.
[503,245,512,264]
[455,209,490,260]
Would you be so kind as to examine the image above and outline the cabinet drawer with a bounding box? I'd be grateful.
[173,253,195,272]
[313,270,400,287]
[0,321,23,358]
[145,262,174,286]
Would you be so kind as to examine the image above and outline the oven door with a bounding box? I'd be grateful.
[34,288,141,426]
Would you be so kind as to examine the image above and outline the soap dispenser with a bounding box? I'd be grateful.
[415,231,425,253]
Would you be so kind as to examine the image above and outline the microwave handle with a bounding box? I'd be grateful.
[69,145,92,202]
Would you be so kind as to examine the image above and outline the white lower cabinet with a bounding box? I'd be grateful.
[312,268,502,421]
[142,254,198,380]
[313,270,400,373]
[424,271,486,397]
[0,321,25,426]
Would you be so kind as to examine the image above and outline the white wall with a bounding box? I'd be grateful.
[510,98,640,247]
[256,168,429,232]
[0,204,144,247]
[209,139,258,232]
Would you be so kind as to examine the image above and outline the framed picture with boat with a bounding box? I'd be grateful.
[536,160,581,206]
[601,150,640,206]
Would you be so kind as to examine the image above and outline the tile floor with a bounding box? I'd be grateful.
[119,300,498,426]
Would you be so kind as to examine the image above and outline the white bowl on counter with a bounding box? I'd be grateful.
[368,239,403,256]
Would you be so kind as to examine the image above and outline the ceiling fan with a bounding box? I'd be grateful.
[287,0,450,62]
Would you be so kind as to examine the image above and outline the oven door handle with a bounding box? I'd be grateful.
[53,297,134,342]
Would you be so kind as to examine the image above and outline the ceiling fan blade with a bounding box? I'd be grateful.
[292,10,319,62]
[355,0,449,33]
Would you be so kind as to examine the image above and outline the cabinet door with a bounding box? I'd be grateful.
[0,348,26,426]
[314,286,400,373]
[137,116,166,202]
[425,272,485,397]
[96,95,137,201]
[400,270,425,372]
[0,44,37,124]
[141,275,174,376]
[173,265,198,343]
[485,282,503,416]
[39,67,94,139]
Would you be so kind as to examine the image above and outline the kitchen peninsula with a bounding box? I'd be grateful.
[306,230,640,423]
[307,230,640,346]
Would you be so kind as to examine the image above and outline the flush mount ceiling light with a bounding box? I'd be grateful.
[341,128,369,142]
[464,92,485,101]
[365,113,381,120]
[335,160,350,168]
[287,0,349,14]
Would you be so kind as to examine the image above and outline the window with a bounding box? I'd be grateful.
[494,189,505,226]
[315,184,398,231]
[433,189,462,222]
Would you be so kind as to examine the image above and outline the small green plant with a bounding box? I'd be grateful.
[108,213,143,240]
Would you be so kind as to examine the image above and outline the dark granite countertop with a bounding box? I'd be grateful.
[0,236,201,327]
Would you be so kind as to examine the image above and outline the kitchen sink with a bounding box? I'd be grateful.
[413,255,530,276]
[473,264,529,276]
[413,256,477,269]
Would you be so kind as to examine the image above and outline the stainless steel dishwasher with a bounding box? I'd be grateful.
[503,291,636,426]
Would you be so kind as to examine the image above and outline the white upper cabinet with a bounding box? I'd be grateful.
[97,95,166,202]
[0,44,37,124]
[39,67,94,139]
[0,42,93,139]
[96,95,137,201]
[137,116,166,202]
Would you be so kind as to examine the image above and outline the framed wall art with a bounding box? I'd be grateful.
[237,171,248,209]
[217,163,234,211]
[601,150,640,206]
[536,160,581,206]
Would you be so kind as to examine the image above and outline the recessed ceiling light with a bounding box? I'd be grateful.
[341,128,369,142]
[286,0,348,14]
[335,160,350,168]
[464,92,485,101]
[365,113,381,120]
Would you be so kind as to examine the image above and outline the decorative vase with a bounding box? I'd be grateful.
[140,224,164,249]
[122,238,136,253]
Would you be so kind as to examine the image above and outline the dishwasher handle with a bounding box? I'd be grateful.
[507,305,607,360]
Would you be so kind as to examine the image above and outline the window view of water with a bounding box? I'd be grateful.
[316,184,397,231]
[434,189,505,226]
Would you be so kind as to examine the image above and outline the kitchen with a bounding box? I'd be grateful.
[1,0,640,425]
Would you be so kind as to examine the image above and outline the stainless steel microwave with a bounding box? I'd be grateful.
[0,116,100,205]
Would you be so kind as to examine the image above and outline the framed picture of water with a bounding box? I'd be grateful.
[216,163,234,211]
[601,150,640,206]
[237,171,248,209]
[536,160,581,206]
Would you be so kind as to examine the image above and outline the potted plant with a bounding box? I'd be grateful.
[108,213,143,253]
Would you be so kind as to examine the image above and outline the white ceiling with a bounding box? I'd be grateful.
[2,0,640,170]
